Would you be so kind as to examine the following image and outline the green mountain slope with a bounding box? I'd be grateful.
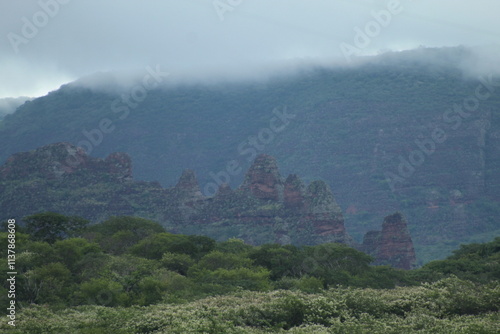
[1,47,499,263]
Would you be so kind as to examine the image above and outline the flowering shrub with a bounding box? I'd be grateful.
[3,277,498,333]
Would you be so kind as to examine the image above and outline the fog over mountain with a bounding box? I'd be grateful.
[69,45,500,95]
[2,2,500,330]
[1,0,499,98]
[0,96,31,119]
[1,45,499,264]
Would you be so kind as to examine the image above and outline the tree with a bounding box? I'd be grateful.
[129,233,198,260]
[52,238,102,271]
[216,238,253,255]
[195,251,253,271]
[186,235,216,259]
[25,262,72,304]
[24,212,89,243]
[75,278,126,307]
[203,267,271,291]
[86,216,165,238]
[160,252,194,275]
[250,244,300,280]
[84,216,166,254]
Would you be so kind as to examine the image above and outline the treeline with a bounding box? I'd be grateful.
[1,212,499,308]
[4,278,500,333]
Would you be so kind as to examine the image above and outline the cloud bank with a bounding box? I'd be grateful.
[1,0,499,98]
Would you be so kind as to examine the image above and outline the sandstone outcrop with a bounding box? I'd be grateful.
[284,174,306,211]
[301,180,351,244]
[361,212,417,269]
[240,154,283,201]
[0,142,132,181]
[0,144,416,268]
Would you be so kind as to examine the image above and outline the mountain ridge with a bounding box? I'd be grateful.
[1,47,499,263]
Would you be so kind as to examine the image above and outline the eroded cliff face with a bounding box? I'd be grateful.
[361,212,417,269]
[172,169,205,220]
[300,180,351,244]
[284,174,305,211]
[240,154,284,201]
[0,144,416,268]
[165,155,349,246]
[0,142,132,181]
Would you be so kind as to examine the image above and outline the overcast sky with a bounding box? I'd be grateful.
[1,0,500,98]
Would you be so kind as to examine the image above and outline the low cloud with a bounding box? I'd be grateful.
[0,96,32,118]
[1,0,499,98]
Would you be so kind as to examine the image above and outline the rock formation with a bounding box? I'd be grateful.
[174,169,204,202]
[172,169,205,220]
[240,154,284,201]
[235,155,352,245]
[0,143,417,268]
[301,180,351,244]
[0,142,132,181]
[361,212,417,269]
[105,152,133,180]
[284,174,306,211]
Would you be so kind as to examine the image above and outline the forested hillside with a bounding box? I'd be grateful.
[1,47,499,263]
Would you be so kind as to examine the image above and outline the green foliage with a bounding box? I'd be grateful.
[75,278,127,307]
[137,274,168,306]
[2,213,498,333]
[0,231,30,256]
[128,232,215,261]
[215,238,253,254]
[186,235,216,259]
[3,55,500,264]
[28,262,72,304]
[250,243,300,280]
[106,230,136,255]
[187,251,270,292]
[24,212,89,243]
[160,252,194,275]
[250,242,388,288]
[449,236,500,260]
[412,237,500,284]
[195,251,254,271]
[5,278,499,333]
[87,216,165,237]
[129,233,196,260]
[52,238,102,271]
[199,267,271,291]
[351,265,408,289]
[301,243,373,278]
[274,276,324,293]
[84,216,165,254]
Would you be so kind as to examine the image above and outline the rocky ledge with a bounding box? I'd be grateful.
[361,212,417,269]
[0,143,416,269]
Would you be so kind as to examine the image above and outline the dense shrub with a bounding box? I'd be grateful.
[4,213,498,333]
[5,278,499,333]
